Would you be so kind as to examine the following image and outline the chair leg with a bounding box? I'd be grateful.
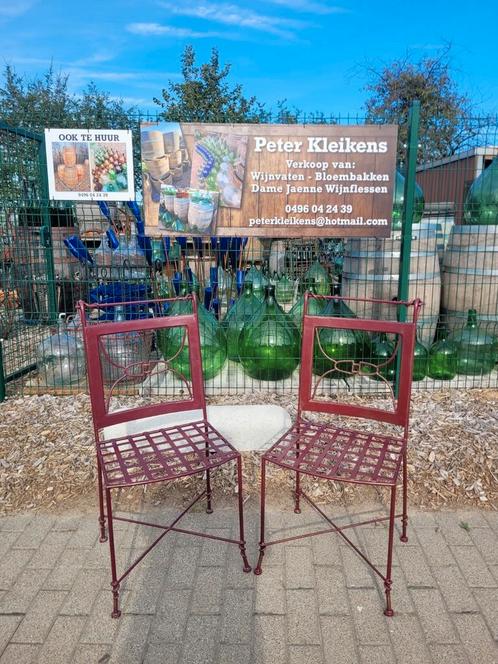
[106,489,121,619]
[384,485,397,617]
[294,471,301,514]
[254,459,267,575]
[236,457,251,573]
[206,469,213,514]
[400,448,408,543]
[97,459,107,543]
[294,440,301,513]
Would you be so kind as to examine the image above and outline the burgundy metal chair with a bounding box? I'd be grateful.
[254,295,422,616]
[78,296,251,618]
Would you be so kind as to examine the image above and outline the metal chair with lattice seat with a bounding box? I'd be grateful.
[79,296,251,618]
[254,295,422,616]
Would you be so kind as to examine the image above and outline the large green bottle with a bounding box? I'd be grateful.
[464,157,498,224]
[245,264,268,300]
[312,295,361,378]
[157,285,227,381]
[289,279,323,331]
[239,285,300,381]
[392,170,424,231]
[223,281,262,362]
[304,260,330,296]
[449,309,496,375]
[275,273,294,305]
[363,333,396,382]
[412,334,429,381]
[427,331,458,380]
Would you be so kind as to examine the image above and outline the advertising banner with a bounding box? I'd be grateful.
[44,128,134,201]
[141,122,398,238]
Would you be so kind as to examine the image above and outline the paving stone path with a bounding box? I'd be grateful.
[1,501,498,663]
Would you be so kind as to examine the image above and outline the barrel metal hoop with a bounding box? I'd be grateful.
[445,246,498,253]
[451,225,498,234]
[345,250,437,258]
[342,272,440,282]
[442,267,498,277]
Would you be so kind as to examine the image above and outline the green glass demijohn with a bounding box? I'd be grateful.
[36,314,85,387]
[449,309,496,376]
[245,264,268,300]
[222,281,262,362]
[101,305,152,384]
[289,279,323,331]
[464,157,498,224]
[427,330,458,381]
[330,285,371,359]
[312,292,361,378]
[275,273,294,305]
[412,334,429,382]
[392,170,425,231]
[156,284,227,381]
[363,332,396,382]
[304,260,330,296]
[238,284,300,381]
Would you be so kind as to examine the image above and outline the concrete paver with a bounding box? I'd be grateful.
[0,504,497,664]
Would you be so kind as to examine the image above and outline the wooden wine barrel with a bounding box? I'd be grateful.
[145,155,170,179]
[61,165,79,188]
[342,230,441,347]
[141,131,165,160]
[441,224,498,336]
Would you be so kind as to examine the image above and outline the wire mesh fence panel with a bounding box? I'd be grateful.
[1,112,498,397]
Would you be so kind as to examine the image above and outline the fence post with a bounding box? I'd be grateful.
[0,340,5,402]
[37,134,58,325]
[395,100,420,392]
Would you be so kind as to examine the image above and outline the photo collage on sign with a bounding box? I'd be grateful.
[140,122,249,235]
[46,129,134,201]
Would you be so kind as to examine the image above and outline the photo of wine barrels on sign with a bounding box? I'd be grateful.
[44,129,135,202]
[141,122,398,238]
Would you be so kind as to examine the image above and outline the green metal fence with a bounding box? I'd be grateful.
[1,109,498,398]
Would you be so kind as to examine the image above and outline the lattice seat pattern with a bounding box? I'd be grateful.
[264,421,405,486]
[98,420,238,488]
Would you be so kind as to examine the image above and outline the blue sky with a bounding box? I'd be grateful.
[1,0,497,115]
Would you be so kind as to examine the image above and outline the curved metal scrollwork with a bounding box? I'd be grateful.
[99,326,194,413]
[312,328,398,410]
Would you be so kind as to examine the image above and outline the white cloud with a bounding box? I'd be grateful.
[409,43,445,50]
[109,95,152,106]
[69,69,140,81]
[2,55,54,67]
[0,0,37,18]
[157,2,309,39]
[265,0,348,14]
[126,22,228,38]
[71,52,116,67]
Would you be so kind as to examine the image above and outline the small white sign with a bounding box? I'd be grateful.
[44,128,135,201]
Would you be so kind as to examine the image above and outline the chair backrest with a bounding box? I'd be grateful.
[78,296,207,435]
[298,295,422,430]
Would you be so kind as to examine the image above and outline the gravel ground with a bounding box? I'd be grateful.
[0,389,497,514]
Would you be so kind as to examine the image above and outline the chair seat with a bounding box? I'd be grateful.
[98,419,239,489]
[263,420,405,486]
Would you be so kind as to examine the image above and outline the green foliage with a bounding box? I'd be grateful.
[154,46,265,122]
[0,65,140,200]
[0,64,137,130]
[0,65,75,129]
[363,47,484,162]
[154,46,299,124]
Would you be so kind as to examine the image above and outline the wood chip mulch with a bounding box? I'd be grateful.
[0,389,497,514]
